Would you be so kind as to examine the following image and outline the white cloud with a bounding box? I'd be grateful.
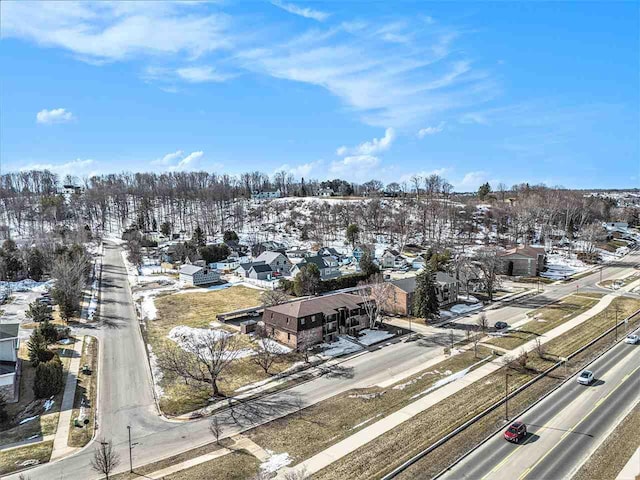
[36,108,74,124]
[275,160,323,178]
[20,158,95,176]
[456,171,487,191]
[271,1,329,21]
[337,128,395,156]
[168,151,204,171]
[176,66,233,83]
[2,2,231,63]
[330,154,380,176]
[398,168,451,184]
[417,122,445,138]
[151,150,184,166]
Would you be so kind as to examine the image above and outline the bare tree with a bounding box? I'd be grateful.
[158,331,241,397]
[476,312,489,335]
[474,247,502,302]
[91,439,120,480]
[358,274,392,329]
[209,416,223,445]
[534,337,547,359]
[471,327,481,358]
[252,325,283,375]
[261,289,288,307]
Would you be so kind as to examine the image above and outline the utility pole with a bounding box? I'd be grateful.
[127,425,133,473]
[505,372,511,421]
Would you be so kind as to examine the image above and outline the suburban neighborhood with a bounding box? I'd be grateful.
[1,2,639,480]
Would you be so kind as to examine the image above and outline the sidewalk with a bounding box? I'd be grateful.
[0,434,55,452]
[277,286,637,478]
[50,336,84,460]
[617,446,640,480]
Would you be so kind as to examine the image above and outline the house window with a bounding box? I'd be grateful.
[286,318,289,324]
[301,318,305,325]
[311,315,316,322]
[287,333,291,341]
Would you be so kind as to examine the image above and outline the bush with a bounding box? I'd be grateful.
[33,355,64,398]
[280,272,371,297]
[0,393,8,423]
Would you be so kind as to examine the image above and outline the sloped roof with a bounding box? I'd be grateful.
[499,246,545,259]
[0,323,19,340]
[179,264,203,275]
[250,264,273,273]
[255,251,289,264]
[266,293,364,318]
[391,272,457,293]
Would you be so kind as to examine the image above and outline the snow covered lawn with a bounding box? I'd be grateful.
[357,329,396,346]
[318,336,364,358]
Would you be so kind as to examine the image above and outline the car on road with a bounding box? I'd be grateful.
[494,321,509,330]
[577,370,594,385]
[504,421,527,443]
[625,334,639,345]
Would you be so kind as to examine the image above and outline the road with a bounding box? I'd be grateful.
[9,245,640,480]
[439,329,640,480]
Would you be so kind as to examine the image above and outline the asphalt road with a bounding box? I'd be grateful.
[9,244,640,480]
[440,329,640,480]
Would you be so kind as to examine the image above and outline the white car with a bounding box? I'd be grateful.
[625,334,639,345]
[577,370,594,385]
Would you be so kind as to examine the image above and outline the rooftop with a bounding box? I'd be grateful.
[266,293,364,318]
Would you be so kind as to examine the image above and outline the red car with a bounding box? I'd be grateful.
[504,421,527,443]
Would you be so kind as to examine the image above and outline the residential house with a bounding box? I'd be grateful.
[248,263,273,281]
[381,249,407,269]
[352,244,374,263]
[236,261,265,277]
[254,251,292,275]
[318,187,334,197]
[387,272,459,316]
[262,293,372,349]
[252,189,282,200]
[291,255,341,281]
[213,258,240,272]
[251,240,287,257]
[603,221,629,234]
[499,246,546,277]
[224,240,248,257]
[318,246,345,262]
[0,323,20,402]
[179,264,221,286]
[411,256,426,270]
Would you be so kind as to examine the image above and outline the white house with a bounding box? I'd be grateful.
[179,264,221,286]
[254,251,292,275]
[380,249,407,269]
[252,189,282,200]
[318,187,334,197]
[603,221,629,234]
[0,323,20,402]
[213,258,240,271]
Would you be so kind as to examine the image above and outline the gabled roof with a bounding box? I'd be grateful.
[499,246,545,259]
[255,251,289,264]
[266,293,364,318]
[0,323,19,340]
[319,247,341,257]
[238,261,265,271]
[391,272,457,293]
[250,264,273,273]
[383,249,401,257]
[300,255,335,269]
[179,264,203,275]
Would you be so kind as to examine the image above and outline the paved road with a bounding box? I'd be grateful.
[10,245,640,480]
[440,329,640,480]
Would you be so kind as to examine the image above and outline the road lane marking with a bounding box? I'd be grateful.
[518,363,640,480]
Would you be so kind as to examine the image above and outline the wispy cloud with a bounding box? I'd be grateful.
[330,154,380,178]
[36,108,74,124]
[417,122,445,138]
[455,171,487,191]
[20,158,95,176]
[337,128,395,156]
[271,1,330,22]
[151,150,184,166]
[275,160,323,178]
[153,150,207,171]
[176,66,234,83]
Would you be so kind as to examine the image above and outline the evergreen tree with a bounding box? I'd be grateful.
[160,221,172,236]
[477,182,492,200]
[345,224,360,248]
[223,230,239,242]
[192,225,205,247]
[26,247,47,281]
[33,355,64,398]
[293,263,321,296]
[27,329,51,367]
[413,267,440,322]
[26,300,51,323]
[359,251,380,277]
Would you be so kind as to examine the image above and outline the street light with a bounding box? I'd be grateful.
[127,426,139,473]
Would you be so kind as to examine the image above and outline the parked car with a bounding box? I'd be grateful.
[625,334,639,345]
[577,370,594,385]
[248,311,260,318]
[504,421,527,443]
[495,321,509,330]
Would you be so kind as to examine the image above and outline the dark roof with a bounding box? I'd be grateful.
[250,264,273,273]
[499,246,545,259]
[391,272,457,293]
[301,255,330,269]
[266,293,364,318]
[239,261,265,271]
[384,249,401,257]
[0,323,19,340]
[319,247,341,257]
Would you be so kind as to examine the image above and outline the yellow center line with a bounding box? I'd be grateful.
[518,363,640,480]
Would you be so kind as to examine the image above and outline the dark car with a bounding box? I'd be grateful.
[504,421,527,443]
[495,321,509,330]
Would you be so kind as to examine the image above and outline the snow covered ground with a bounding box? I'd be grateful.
[357,329,395,346]
[542,251,590,280]
[260,451,292,473]
[317,336,364,358]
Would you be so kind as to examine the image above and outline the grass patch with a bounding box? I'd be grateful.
[314,357,557,480]
[485,294,602,350]
[600,273,640,290]
[164,450,260,480]
[246,347,495,464]
[573,404,640,480]
[599,239,628,253]
[513,277,555,284]
[0,440,54,476]
[0,337,75,447]
[68,336,98,447]
[111,439,234,480]
[146,286,302,416]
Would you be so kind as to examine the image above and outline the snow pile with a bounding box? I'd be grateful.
[260,451,292,473]
[255,337,292,354]
[448,302,482,315]
[147,343,165,397]
[351,414,383,430]
[43,398,55,412]
[357,329,395,346]
[348,392,385,400]
[410,367,471,400]
[168,325,231,346]
[392,370,439,390]
[19,415,39,425]
[140,293,158,321]
[542,251,589,280]
[0,279,53,293]
[318,336,364,358]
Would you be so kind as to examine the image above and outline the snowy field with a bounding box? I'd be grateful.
[357,328,396,346]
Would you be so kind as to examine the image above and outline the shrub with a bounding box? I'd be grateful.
[33,355,64,398]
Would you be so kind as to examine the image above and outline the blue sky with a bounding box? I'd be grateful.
[0,1,638,190]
